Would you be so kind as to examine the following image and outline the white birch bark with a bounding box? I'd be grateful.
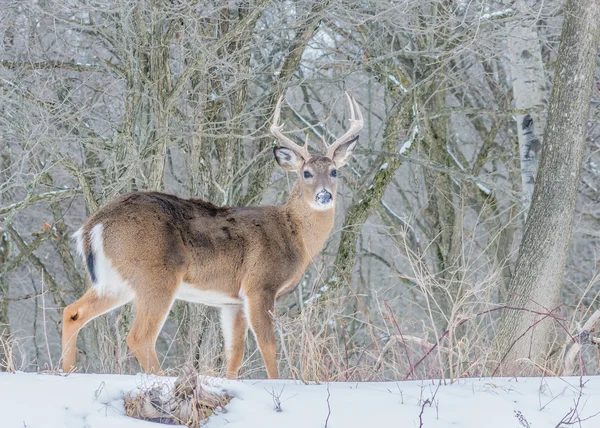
[507,1,548,210]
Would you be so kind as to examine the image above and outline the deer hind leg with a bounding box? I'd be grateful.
[62,288,131,373]
[220,305,247,379]
[245,292,278,379]
[126,286,177,375]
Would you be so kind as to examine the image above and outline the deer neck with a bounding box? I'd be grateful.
[283,181,335,260]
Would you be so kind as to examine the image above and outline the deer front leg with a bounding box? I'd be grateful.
[245,292,278,379]
[220,305,248,379]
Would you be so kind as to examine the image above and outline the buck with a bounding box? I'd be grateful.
[62,93,363,379]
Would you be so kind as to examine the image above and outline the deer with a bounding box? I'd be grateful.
[61,93,363,379]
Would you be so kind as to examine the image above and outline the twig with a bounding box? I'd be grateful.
[40,271,53,369]
[378,152,521,202]
[384,301,415,378]
[265,386,285,412]
[410,304,567,379]
[1,291,46,302]
[554,384,600,427]
[492,309,563,377]
[418,382,440,427]
[324,383,331,428]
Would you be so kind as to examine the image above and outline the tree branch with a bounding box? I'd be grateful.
[0,60,105,72]
[0,188,80,217]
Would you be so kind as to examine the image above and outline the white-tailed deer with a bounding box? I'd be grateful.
[62,93,363,379]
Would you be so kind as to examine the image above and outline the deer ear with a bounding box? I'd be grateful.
[332,136,358,167]
[274,147,304,171]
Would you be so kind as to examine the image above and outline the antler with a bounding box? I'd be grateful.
[324,92,364,159]
[270,96,311,159]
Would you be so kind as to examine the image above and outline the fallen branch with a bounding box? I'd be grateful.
[563,309,600,376]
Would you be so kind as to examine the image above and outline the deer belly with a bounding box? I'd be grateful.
[175,283,242,307]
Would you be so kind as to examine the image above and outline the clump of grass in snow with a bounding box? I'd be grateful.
[124,367,231,426]
[0,326,18,373]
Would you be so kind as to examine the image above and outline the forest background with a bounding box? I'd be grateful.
[1,0,600,381]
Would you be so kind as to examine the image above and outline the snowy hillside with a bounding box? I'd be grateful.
[1,373,599,427]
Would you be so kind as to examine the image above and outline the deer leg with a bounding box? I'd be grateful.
[61,288,131,373]
[245,292,278,379]
[126,292,175,375]
[220,305,247,379]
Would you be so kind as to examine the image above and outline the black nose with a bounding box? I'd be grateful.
[316,190,332,205]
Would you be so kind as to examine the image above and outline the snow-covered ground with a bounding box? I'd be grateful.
[1,372,599,427]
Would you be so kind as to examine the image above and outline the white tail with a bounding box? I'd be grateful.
[62,93,363,379]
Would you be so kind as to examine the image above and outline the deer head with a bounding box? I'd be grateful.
[270,92,363,211]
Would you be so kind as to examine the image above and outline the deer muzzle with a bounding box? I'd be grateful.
[316,190,333,206]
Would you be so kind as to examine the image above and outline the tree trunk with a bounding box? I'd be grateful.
[325,96,413,295]
[507,0,548,210]
[492,0,600,375]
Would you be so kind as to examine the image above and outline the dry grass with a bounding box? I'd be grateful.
[0,325,27,373]
[0,325,15,372]
[31,225,600,382]
[262,230,600,382]
[124,367,231,426]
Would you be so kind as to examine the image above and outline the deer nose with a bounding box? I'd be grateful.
[316,190,332,205]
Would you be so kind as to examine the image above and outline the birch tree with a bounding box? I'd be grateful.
[507,0,548,210]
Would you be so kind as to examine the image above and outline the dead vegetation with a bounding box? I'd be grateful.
[124,367,231,426]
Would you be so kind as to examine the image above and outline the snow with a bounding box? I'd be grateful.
[476,182,492,195]
[400,125,418,154]
[400,139,412,154]
[388,75,408,93]
[481,8,513,20]
[1,373,600,427]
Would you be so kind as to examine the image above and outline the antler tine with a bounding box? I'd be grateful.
[321,134,328,151]
[326,92,364,158]
[270,96,310,159]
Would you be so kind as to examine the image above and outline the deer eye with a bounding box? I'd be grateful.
[331,170,337,177]
[303,171,312,179]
